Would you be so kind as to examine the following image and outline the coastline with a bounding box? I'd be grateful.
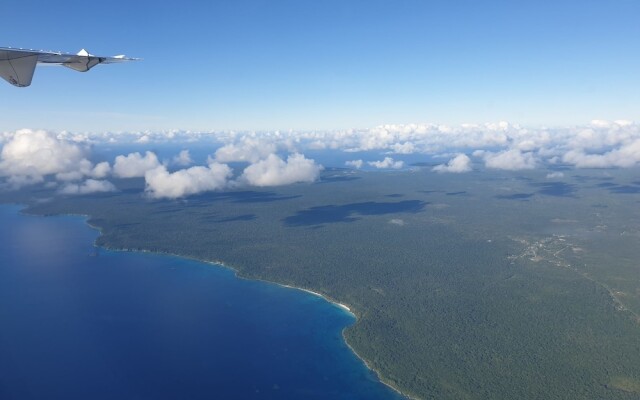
[279,285,418,400]
[15,205,415,400]
[98,248,418,400]
[342,333,420,400]
[280,285,352,313]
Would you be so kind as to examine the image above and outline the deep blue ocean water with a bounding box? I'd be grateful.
[0,204,403,400]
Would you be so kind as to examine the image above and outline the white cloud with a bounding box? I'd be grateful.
[483,149,537,170]
[16,120,634,168]
[590,119,612,129]
[55,159,94,182]
[432,154,472,173]
[368,157,404,169]
[172,149,193,166]
[136,135,151,144]
[113,151,161,178]
[214,138,277,163]
[562,139,640,168]
[0,129,94,186]
[60,179,117,195]
[345,159,364,169]
[390,142,416,154]
[145,162,232,199]
[5,120,640,192]
[389,219,405,226]
[546,172,564,179]
[241,153,323,187]
[91,162,112,179]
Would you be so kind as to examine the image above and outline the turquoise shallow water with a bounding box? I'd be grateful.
[0,204,404,400]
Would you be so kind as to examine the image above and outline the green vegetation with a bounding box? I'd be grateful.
[4,167,640,399]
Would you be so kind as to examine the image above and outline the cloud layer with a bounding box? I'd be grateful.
[191,120,640,172]
[31,119,640,170]
[2,120,640,198]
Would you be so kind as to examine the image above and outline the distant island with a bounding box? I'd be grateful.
[3,166,640,400]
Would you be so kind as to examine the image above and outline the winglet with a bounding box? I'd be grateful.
[63,51,103,72]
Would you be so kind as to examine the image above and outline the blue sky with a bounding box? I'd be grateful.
[1,0,638,132]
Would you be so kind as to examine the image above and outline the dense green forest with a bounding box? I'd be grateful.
[4,167,640,399]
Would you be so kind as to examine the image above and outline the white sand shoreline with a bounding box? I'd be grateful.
[281,285,353,313]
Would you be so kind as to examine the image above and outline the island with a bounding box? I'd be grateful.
[3,166,640,400]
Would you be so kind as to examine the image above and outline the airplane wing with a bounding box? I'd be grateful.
[0,47,139,87]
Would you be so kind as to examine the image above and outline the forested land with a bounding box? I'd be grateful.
[4,167,640,399]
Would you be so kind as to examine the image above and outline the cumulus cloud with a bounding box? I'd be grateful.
[91,162,112,178]
[214,138,277,163]
[113,151,161,178]
[345,159,364,169]
[23,120,637,169]
[561,139,640,168]
[241,153,323,187]
[5,119,640,194]
[54,159,95,182]
[59,179,117,195]
[172,150,193,166]
[390,142,415,154]
[0,129,94,186]
[483,149,537,170]
[329,122,514,154]
[136,135,151,144]
[546,172,564,179]
[368,157,404,169]
[145,162,232,199]
[389,219,405,226]
[432,154,472,173]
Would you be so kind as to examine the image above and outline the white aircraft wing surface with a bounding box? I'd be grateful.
[0,47,139,87]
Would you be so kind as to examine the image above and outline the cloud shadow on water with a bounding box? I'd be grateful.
[445,191,468,196]
[150,207,184,215]
[283,200,427,227]
[185,191,301,205]
[215,214,258,222]
[318,175,361,184]
[496,193,534,201]
[572,175,614,183]
[530,182,577,197]
[608,185,640,194]
[228,191,302,203]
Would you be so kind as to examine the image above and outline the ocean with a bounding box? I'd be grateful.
[0,204,403,399]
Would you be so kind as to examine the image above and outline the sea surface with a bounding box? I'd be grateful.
[0,204,404,400]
